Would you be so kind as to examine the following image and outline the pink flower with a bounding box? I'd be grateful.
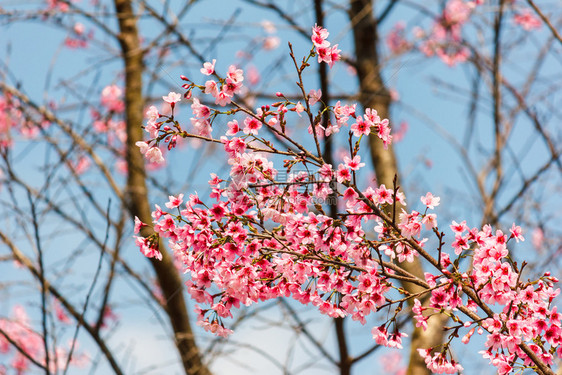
[204,80,219,97]
[227,65,244,83]
[350,116,371,137]
[146,105,159,123]
[336,164,351,183]
[412,299,428,330]
[54,301,71,324]
[328,45,341,68]
[386,22,411,54]
[373,184,393,205]
[421,192,440,209]
[509,223,524,243]
[295,101,305,116]
[166,194,184,209]
[138,145,164,164]
[371,325,388,345]
[308,89,322,106]
[147,147,164,164]
[263,36,280,50]
[135,236,162,261]
[311,24,329,48]
[215,90,232,106]
[223,78,243,97]
[343,155,365,171]
[200,59,216,75]
[443,0,473,25]
[513,10,542,31]
[388,331,408,349]
[72,156,90,175]
[101,85,124,112]
[246,65,260,86]
[243,116,262,135]
[532,227,544,249]
[450,220,468,234]
[422,213,437,229]
[162,92,181,105]
[134,216,146,233]
[197,319,233,337]
[261,20,276,34]
[226,120,240,136]
[191,98,211,119]
[191,118,211,136]
[377,118,392,148]
[135,141,149,154]
[47,0,69,12]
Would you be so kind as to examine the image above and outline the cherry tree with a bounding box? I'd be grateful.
[135,19,561,375]
[0,0,561,374]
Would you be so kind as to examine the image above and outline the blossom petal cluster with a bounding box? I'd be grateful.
[311,24,340,68]
[133,26,561,375]
[415,0,478,66]
[0,306,88,372]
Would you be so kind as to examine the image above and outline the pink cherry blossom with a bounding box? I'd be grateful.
[509,223,524,243]
[145,146,164,164]
[387,22,411,55]
[134,216,146,233]
[311,24,329,48]
[263,36,280,50]
[165,194,184,209]
[200,59,216,75]
[146,105,159,123]
[308,89,322,106]
[226,120,240,136]
[204,80,219,97]
[344,155,365,171]
[226,65,244,83]
[513,10,542,31]
[532,227,544,249]
[350,116,371,137]
[421,192,440,209]
[101,85,124,112]
[162,92,181,105]
[243,116,262,135]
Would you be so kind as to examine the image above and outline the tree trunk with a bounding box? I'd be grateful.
[348,1,448,374]
[113,1,210,374]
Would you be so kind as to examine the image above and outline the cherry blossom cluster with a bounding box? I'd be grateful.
[0,93,50,150]
[513,9,542,31]
[0,305,87,373]
[1,84,128,175]
[416,0,476,66]
[135,26,560,374]
[45,0,69,13]
[386,22,411,55]
[64,22,93,49]
[83,84,130,174]
[198,61,245,107]
[92,85,127,147]
[388,0,545,66]
[311,24,341,68]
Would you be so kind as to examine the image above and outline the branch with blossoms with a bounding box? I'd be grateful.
[135,25,560,375]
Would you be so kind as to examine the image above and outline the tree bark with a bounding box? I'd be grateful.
[113,1,210,374]
[348,1,448,374]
